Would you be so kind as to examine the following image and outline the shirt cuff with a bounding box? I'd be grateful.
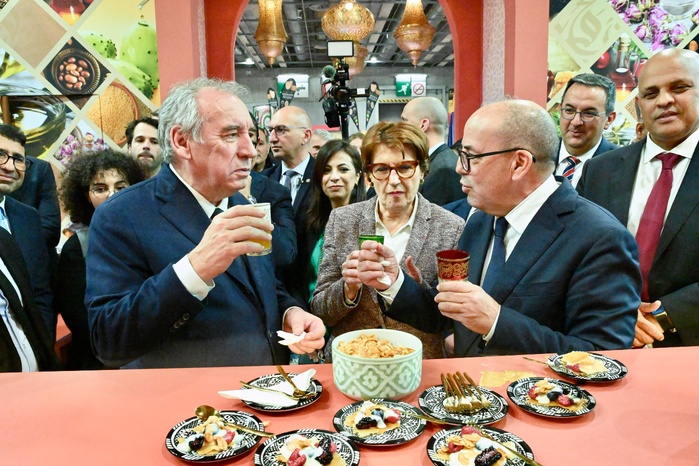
[482,305,501,342]
[376,269,405,306]
[343,282,363,307]
[173,255,214,300]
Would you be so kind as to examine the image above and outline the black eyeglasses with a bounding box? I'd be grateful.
[366,160,420,180]
[457,147,534,172]
[0,149,27,172]
[560,107,605,123]
[265,125,307,136]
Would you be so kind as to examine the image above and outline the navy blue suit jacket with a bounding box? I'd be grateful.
[420,143,466,206]
[0,228,59,372]
[4,197,55,339]
[250,171,297,268]
[385,179,640,356]
[577,140,699,346]
[443,198,472,221]
[85,166,301,368]
[8,156,61,249]
[262,157,317,305]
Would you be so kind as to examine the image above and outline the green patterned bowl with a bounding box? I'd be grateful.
[332,329,422,401]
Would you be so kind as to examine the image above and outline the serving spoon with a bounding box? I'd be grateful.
[194,405,274,438]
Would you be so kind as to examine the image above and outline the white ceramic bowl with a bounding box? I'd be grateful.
[332,329,423,400]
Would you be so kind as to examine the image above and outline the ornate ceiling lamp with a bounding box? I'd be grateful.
[255,0,288,65]
[393,0,436,67]
[322,0,375,75]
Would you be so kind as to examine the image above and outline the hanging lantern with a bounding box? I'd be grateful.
[334,42,368,76]
[393,0,436,67]
[322,0,375,43]
[255,0,288,66]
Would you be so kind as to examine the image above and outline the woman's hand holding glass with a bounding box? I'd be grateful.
[342,250,362,301]
[356,241,399,291]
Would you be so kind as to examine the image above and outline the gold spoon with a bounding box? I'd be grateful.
[239,381,313,401]
[194,405,274,438]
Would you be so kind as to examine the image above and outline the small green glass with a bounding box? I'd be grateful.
[358,234,384,247]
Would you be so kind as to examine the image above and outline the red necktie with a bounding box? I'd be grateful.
[635,152,682,301]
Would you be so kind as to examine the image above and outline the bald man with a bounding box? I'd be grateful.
[401,96,465,205]
[362,99,640,356]
[578,48,699,348]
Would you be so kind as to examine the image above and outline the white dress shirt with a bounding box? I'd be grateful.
[281,155,311,204]
[0,257,39,371]
[626,129,697,237]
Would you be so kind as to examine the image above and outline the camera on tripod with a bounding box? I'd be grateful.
[322,41,367,138]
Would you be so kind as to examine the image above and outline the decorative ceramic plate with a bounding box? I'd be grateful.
[507,377,596,418]
[242,373,323,412]
[253,429,360,466]
[547,352,628,382]
[332,399,427,446]
[426,425,535,466]
[165,410,264,462]
[418,385,509,426]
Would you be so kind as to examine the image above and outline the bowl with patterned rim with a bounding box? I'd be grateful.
[332,329,422,401]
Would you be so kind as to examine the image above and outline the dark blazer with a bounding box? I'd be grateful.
[443,198,472,221]
[8,156,61,249]
[0,228,60,372]
[4,197,55,339]
[420,143,466,206]
[577,140,699,346]
[249,171,297,268]
[85,166,301,368]
[262,156,317,305]
[385,179,640,356]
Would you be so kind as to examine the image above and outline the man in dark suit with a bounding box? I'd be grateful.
[262,106,316,304]
[401,96,465,205]
[0,126,55,339]
[556,74,618,187]
[577,48,699,348]
[360,99,640,356]
[0,224,59,371]
[85,78,325,368]
[5,149,61,251]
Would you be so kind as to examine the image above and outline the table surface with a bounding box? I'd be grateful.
[1,347,697,466]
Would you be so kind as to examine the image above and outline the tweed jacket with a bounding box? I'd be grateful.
[311,194,465,359]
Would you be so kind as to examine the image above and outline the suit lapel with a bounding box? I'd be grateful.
[293,157,314,212]
[607,143,643,226]
[358,197,377,238]
[156,167,211,246]
[458,211,492,285]
[655,147,699,259]
[402,195,430,268]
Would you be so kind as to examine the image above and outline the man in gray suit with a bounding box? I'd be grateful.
[401,96,465,205]
[578,48,699,348]
[556,73,618,187]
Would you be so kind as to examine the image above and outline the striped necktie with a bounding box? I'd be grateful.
[562,156,580,181]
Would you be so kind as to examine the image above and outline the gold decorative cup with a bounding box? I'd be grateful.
[248,202,272,256]
[358,234,384,247]
[436,249,469,283]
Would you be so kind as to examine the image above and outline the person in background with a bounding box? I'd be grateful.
[0,228,60,372]
[309,129,334,158]
[401,96,465,205]
[311,121,465,360]
[348,131,365,151]
[85,78,324,368]
[372,99,639,356]
[55,149,144,369]
[0,125,55,339]
[556,73,618,187]
[125,116,162,179]
[577,48,699,348]
[253,124,275,172]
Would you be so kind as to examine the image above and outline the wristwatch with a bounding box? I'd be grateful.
[651,305,676,333]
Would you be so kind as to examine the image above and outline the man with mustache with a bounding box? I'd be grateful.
[126,116,162,179]
[578,48,699,348]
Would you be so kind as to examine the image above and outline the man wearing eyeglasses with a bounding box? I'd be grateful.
[368,99,640,356]
[556,74,618,188]
[262,106,316,304]
[577,48,699,348]
[0,125,55,341]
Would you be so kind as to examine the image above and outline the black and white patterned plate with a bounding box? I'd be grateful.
[254,429,360,466]
[547,352,628,382]
[418,385,509,425]
[242,373,323,412]
[507,377,596,418]
[333,399,427,446]
[165,410,264,462]
[426,425,534,466]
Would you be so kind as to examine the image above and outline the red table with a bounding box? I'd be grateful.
[1,347,696,465]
